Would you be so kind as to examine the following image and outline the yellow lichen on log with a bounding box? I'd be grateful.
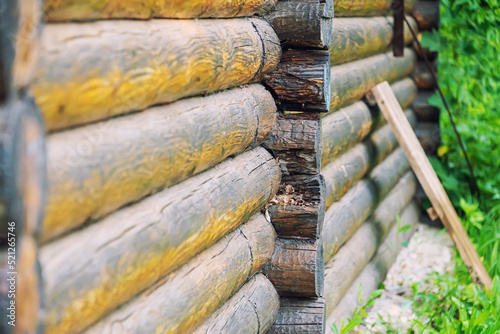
[31,18,280,131]
[42,84,276,242]
[44,0,278,21]
[39,148,280,334]
[333,0,417,16]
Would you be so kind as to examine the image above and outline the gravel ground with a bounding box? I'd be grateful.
[358,224,455,333]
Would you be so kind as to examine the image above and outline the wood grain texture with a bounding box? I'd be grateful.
[193,274,279,334]
[264,239,324,298]
[31,18,280,131]
[268,174,326,239]
[39,148,280,334]
[412,60,437,90]
[44,0,278,21]
[412,0,440,30]
[84,214,276,334]
[330,16,417,66]
[265,50,331,112]
[265,0,334,49]
[0,97,46,239]
[329,49,416,113]
[324,196,419,315]
[413,91,440,121]
[322,171,417,263]
[263,112,321,151]
[371,81,492,288]
[269,297,326,334]
[333,0,417,16]
[415,122,441,156]
[326,202,419,329]
[42,84,276,242]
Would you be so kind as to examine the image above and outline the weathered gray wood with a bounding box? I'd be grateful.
[44,0,277,21]
[266,0,334,49]
[0,97,46,239]
[326,202,419,329]
[265,239,324,298]
[264,112,321,151]
[333,0,417,16]
[390,78,418,110]
[39,148,280,334]
[193,274,279,334]
[415,122,441,156]
[330,17,418,66]
[324,198,420,315]
[322,110,417,209]
[43,84,276,242]
[323,171,417,263]
[84,214,276,334]
[329,50,417,113]
[265,50,331,112]
[31,18,280,131]
[267,174,326,239]
[412,0,440,31]
[413,91,440,121]
[269,297,326,334]
[413,60,437,90]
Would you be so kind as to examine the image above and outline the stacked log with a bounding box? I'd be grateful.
[39,148,280,333]
[262,1,333,332]
[333,0,418,17]
[31,18,280,131]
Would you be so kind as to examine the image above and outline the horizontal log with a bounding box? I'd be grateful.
[390,78,418,110]
[0,0,42,99]
[193,274,279,334]
[44,0,277,21]
[326,202,419,329]
[265,50,331,112]
[330,17,417,66]
[269,297,326,333]
[264,239,324,298]
[43,84,276,242]
[333,0,417,17]
[324,197,420,315]
[31,18,280,131]
[412,0,440,31]
[0,97,46,239]
[413,61,437,90]
[323,171,417,263]
[85,214,276,334]
[415,122,441,156]
[39,148,280,334]
[268,174,326,239]
[265,0,334,49]
[329,49,417,113]
[412,91,440,121]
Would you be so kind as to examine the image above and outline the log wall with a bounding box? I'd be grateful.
[0,0,441,333]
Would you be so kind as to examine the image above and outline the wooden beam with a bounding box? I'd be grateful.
[412,60,437,90]
[31,18,280,131]
[324,202,420,314]
[330,17,417,66]
[267,174,326,239]
[42,84,276,242]
[266,0,334,49]
[326,202,419,329]
[264,50,331,112]
[264,239,324,298]
[333,0,417,17]
[371,81,493,289]
[323,171,417,263]
[44,0,278,21]
[39,149,280,334]
[193,274,279,334]
[329,50,416,113]
[0,97,46,239]
[85,214,276,334]
[269,297,326,333]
